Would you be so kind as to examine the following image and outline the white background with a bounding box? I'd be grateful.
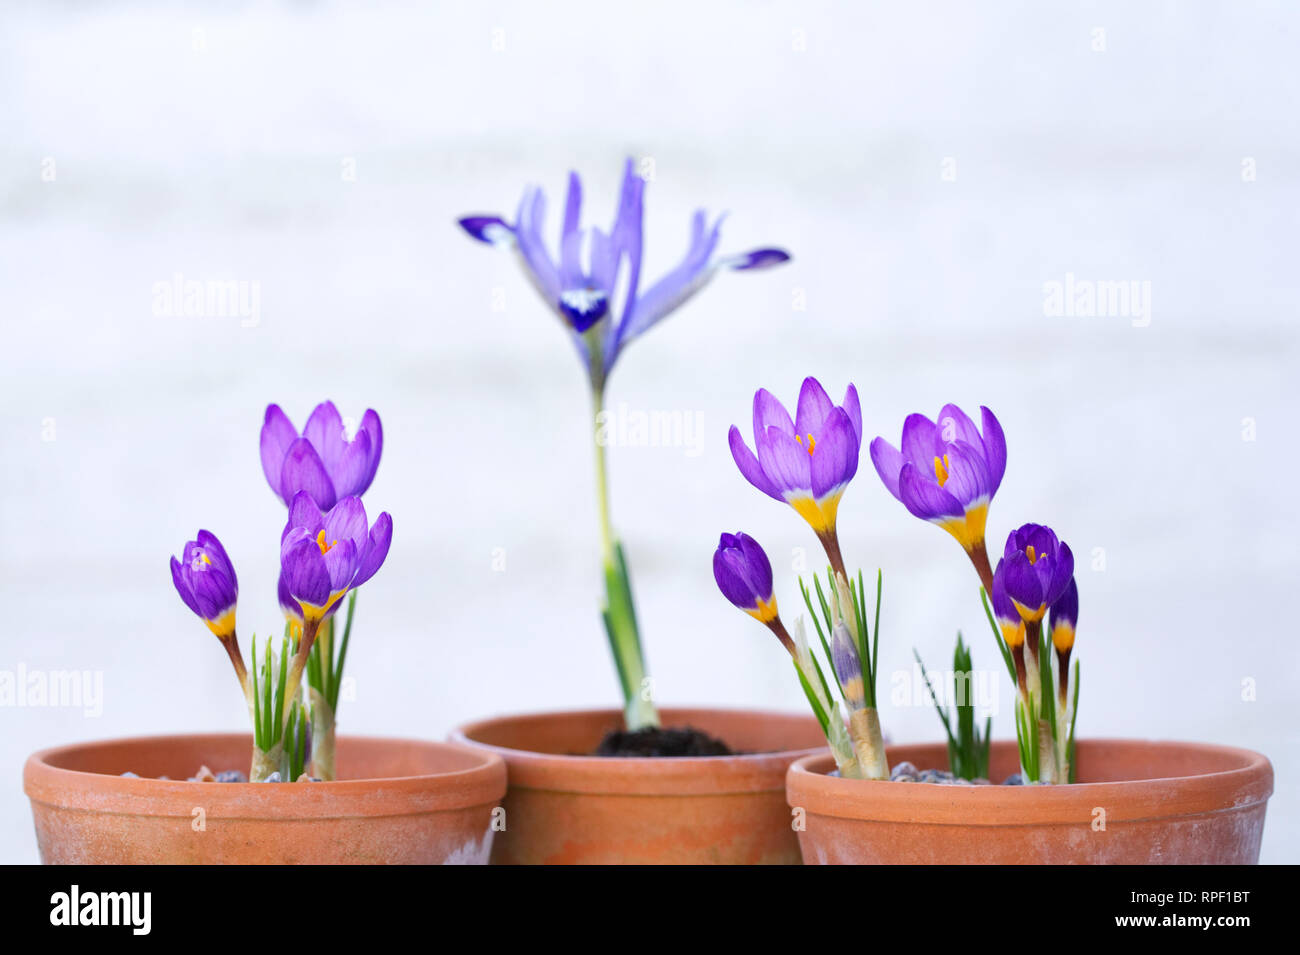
[1,1,1296,863]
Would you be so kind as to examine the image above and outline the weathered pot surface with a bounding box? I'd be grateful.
[24,733,507,864]
[787,738,1273,864]
[451,706,827,864]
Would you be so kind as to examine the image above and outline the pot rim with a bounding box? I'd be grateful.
[24,732,507,819]
[787,738,1273,825]
[451,705,827,796]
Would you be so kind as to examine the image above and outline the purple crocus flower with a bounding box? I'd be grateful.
[728,377,862,537]
[279,492,392,625]
[278,570,304,636]
[996,523,1074,624]
[261,402,383,511]
[869,405,1006,554]
[1049,576,1078,653]
[712,532,778,623]
[171,530,238,638]
[458,159,790,386]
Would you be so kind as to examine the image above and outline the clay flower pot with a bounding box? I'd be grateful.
[451,706,826,864]
[24,733,506,864]
[788,738,1273,864]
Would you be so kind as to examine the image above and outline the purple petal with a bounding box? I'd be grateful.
[723,247,791,271]
[303,401,346,474]
[191,566,237,620]
[615,210,722,346]
[935,404,982,449]
[842,384,862,442]
[729,425,782,501]
[1002,553,1045,612]
[1045,542,1075,605]
[980,406,1007,496]
[324,496,369,555]
[260,405,298,502]
[457,215,513,246]
[196,529,236,591]
[354,512,392,587]
[991,559,1018,623]
[936,441,991,509]
[171,555,200,616]
[283,490,325,543]
[1050,576,1079,631]
[757,426,812,497]
[281,539,332,608]
[810,408,859,499]
[321,538,359,593]
[752,388,795,440]
[898,462,963,522]
[794,377,833,438]
[358,409,383,494]
[513,186,561,304]
[869,437,905,502]
[278,570,303,622]
[900,413,939,469]
[331,431,374,500]
[279,438,337,511]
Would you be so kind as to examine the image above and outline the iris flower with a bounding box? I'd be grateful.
[729,377,862,542]
[870,404,1006,588]
[279,492,392,627]
[458,158,789,390]
[260,402,383,511]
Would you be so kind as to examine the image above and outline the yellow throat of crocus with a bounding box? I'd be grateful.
[1000,618,1025,650]
[204,607,236,640]
[745,595,779,624]
[1051,623,1075,652]
[788,489,843,535]
[936,499,988,553]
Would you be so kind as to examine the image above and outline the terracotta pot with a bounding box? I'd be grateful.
[24,733,506,864]
[788,738,1273,864]
[450,706,826,864]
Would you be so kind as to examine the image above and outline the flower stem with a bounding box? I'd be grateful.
[591,386,658,730]
[967,541,994,595]
[847,707,890,780]
[281,617,319,732]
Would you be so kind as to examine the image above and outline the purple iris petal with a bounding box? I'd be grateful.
[457,216,512,245]
[725,248,791,271]
[712,532,775,613]
[459,158,787,380]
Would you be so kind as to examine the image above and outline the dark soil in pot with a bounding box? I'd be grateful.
[593,725,734,756]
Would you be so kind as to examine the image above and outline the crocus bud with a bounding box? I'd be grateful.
[712,532,778,623]
[999,523,1074,623]
[171,530,238,639]
[1049,577,1078,653]
[829,621,865,710]
[990,560,1024,650]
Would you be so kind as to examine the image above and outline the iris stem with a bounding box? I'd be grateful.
[591,385,658,730]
